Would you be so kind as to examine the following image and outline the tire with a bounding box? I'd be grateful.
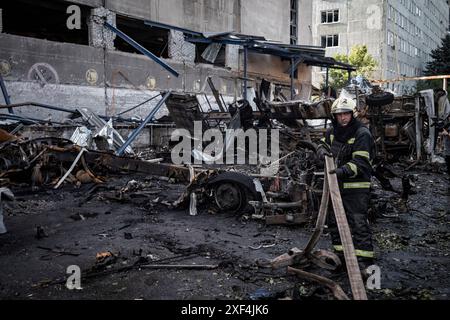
[207,172,261,214]
[366,92,395,107]
[213,182,246,214]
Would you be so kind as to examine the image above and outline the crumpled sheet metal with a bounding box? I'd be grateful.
[78,108,133,154]
[69,126,92,148]
[94,119,115,150]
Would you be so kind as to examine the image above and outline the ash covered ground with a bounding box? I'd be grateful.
[0,168,449,300]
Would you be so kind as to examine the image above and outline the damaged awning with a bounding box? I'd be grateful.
[143,19,355,99]
[143,20,354,70]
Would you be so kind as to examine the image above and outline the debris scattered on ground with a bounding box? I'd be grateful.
[1,76,449,300]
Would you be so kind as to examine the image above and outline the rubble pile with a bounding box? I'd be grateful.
[0,77,449,300]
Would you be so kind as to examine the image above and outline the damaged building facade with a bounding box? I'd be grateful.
[0,0,317,130]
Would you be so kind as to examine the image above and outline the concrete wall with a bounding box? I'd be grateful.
[0,32,241,120]
[240,0,313,98]
[65,0,102,7]
[241,0,290,42]
[66,0,301,45]
[297,63,313,99]
[298,0,313,45]
[0,33,105,85]
[247,52,290,81]
[105,0,240,33]
[245,51,312,99]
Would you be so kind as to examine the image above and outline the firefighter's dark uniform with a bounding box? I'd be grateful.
[321,121,375,259]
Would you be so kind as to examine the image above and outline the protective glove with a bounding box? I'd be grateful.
[316,144,333,161]
[329,167,346,179]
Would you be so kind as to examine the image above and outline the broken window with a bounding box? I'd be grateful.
[114,15,169,58]
[1,0,89,45]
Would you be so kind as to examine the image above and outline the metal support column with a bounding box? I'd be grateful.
[0,74,13,114]
[414,96,422,161]
[325,67,330,97]
[104,22,179,78]
[243,45,248,100]
[116,91,172,156]
[290,58,295,100]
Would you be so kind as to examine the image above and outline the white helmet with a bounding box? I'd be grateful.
[331,97,356,115]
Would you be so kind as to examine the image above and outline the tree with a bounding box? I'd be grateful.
[424,34,450,76]
[419,34,450,93]
[329,45,378,89]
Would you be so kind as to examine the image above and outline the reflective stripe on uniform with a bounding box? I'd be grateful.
[352,151,370,159]
[333,245,375,258]
[355,250,375,258]
[343,182,371,189]
[347,138,355,144]
[330,134,335,144]
[347,162,358,178]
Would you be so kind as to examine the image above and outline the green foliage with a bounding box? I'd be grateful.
[329,45,378,89]
[424,35,450,76]
[415,79,446,93]
[418,35,450,92]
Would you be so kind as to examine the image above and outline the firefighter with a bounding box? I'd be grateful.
[317,97,375,266]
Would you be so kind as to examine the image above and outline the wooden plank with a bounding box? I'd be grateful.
[303,171,330,256]
[325,156,368,300]
[287,266,350,300]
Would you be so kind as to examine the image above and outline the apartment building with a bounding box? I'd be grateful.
[312,0,449,91]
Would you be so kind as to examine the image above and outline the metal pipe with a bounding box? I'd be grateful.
[243,45,248,100]
[0,114,38,124]
[0,102,139,123]
[415,96,422,161]
[0,113,65,125]
[250,200,303,209]
[104,22,179,78]
[0,75,13,114]
[325,68,330,96]
[9,123,24,135]
[220,94,227,110]
[144,20,202,37]
[0,101,78,114]
[290,58,295,100]
[206,76,225,112]
[116,91,172,156]
[372,74,450,84]
[204,94,213,112]
[117,94,161,116]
